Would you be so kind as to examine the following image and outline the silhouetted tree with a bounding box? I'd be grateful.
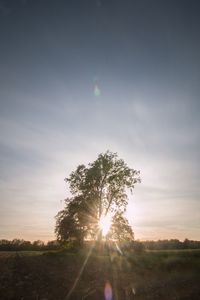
[55,151,140,244]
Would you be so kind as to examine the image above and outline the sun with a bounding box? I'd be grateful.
[99,213,112,236]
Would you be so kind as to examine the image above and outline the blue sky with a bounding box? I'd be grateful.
[0,0,200,241]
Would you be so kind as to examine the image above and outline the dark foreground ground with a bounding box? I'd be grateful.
[0,248,200,300]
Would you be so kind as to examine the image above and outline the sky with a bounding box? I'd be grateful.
[0,0,200,241]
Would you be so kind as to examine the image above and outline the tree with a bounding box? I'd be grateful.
[55,151,140,244]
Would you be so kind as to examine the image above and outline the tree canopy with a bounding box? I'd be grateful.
[55,151,140,244]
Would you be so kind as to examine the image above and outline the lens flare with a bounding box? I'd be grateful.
[93,77,101,96]
[94,83,101,96]
[115,242,123,255]
[104,281,112,300]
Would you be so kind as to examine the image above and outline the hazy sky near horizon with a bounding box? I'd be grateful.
[0,0,200,241]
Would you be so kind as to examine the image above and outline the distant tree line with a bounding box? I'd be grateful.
[0,238,200,251]
[142,239,200,250]
[0,239,59,251]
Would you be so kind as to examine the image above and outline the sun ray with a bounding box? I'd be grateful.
[64,241,95,300]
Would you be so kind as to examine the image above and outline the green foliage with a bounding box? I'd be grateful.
[55,151,140,243]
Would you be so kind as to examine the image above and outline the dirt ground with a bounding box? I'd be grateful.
[0,250,199,300]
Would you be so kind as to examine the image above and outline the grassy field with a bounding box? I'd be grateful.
[0,248,200,300]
